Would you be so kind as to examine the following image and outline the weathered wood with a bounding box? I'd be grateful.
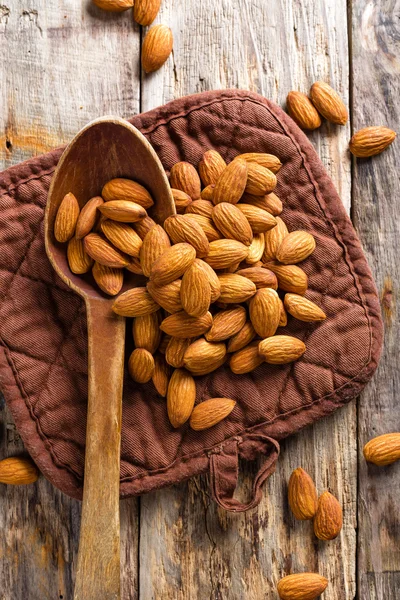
[139,1,355,599]
[351,1,400,598]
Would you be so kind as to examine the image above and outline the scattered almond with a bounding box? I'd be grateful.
[310,81,348,125]
[195,260,221,302]
[230,342,264,374]
[242,192,283,216]
[169,161,201,200]
[165,337,192,368]
[164,214,209,257]
[286,91,321,130]
[147,279,183,313]
[265,262,308,295]
[92,262,123,296]
[245,233,266,264]
[258,335,306,364]
[142,24,173,74]
[183,338,226,374]
[133,0,161,26]
[140,224,171,277]
[171,188,192,213]
[112,287,160,317]
[212,202,253,246]
[237,204,277,233]
[288,467,318,520]
[102,178,154,208]
[181,259,212,317]
[284,293,326,322]
[218,273,256,303]
[0,456,39,485]
[263,216,289,262]
[152,353,171,397]
[313,491,343,540]
[250,288,281,338]
[190,398,236,431]
[101,220,143,257]
[128,348,155,384]
[276,231,316,264]
[75,196,104,239]
[363,433,400,466]
[237,152,282,173]
[198,150,227,186]
[245,162,277,195]
[84,233,130,268]
[160,310,213,338]
[54,192,80,243]
[204,239,249,270]
[133,215,157,239]
[150,243,196,286]
[67,236,94,274]
[185,198,214,217]
[200,185,215,201]
[349,126,396,158]
[227,321,256,353]
[236,266,278,290]
[212,158,248,205]
[205,305,246,342]
[277,573,328,600]
[132,312,162,354]
[167,369,196,428]
[99,200,147,223]
[92,0,133,11]
[184,213,222,241]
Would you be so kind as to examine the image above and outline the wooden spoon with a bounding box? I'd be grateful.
[45,117,175,600]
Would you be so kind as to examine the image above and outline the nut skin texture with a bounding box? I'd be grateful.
[263,217,289,262]
[236,267,278,290]
[204,239,249,269]
[54,192,80,243]
[92,262,123,296]
[160,311,213,338]
[205,306,246,342]
[284,294,326,322]
[101,220,143,257]
[310,81,348,125]
[169,161,201,200]
[195,260,221,302]
[236,152,282,173]
[132,312,162,354]
[140,224,171,277]
[242,192,283,216]
[288,467,318,520]
[133,0,161,26]
[150,243,196,286]
[286,91,322,130]
[258,335,306,364]
[200,186,215,202]
[181,260,212,317]
[277,573,328,600]
[185,199,214,217]
[152,353,171,397]
[265,262,308,295]
[67,237,94,275]
[167,369,196,428]
[84,233,130,268]
[245,234,265,264]
[142,25,173,74]
[128,349,155,384]
[92,0,133,10]
[211,202,253,246]
[230,342,264,374]
[237,204,277,234]
[183,213,222,242]
[165,337,192,368]
[276,231,316,264]
[227,321,256,353]
[189,398,236,431]
[183,339,226,373]
[0,456,39,485]
[313,491,343,541]
[164,214,209,258]
[171,189,192,213]
[198,150,227,186]
[102,178,154,208]
[249,288,281,338]
[217,274,257,303]
[147,280,183,313]
[112,287,160,317]
[75,196,104,239]
[212,158,248,205]
[133,216,157,240]
[245,162,277,195]
[349,126,396,157]
[98,200,147,223]
[363,433,400,466]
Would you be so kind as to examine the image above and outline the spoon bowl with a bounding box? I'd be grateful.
[45,117,175,600]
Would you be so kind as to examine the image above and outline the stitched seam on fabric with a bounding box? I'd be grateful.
[2,344,87,376]
[0,166,57,200]
[0,267,79,297]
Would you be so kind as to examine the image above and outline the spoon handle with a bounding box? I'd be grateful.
[74,298,126,600]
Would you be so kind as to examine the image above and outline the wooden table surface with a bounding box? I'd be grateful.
[0,0,398,598]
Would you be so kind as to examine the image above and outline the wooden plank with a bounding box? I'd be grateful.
[0,2,141,597]
[139,1,355,599]
[351,1,400,598]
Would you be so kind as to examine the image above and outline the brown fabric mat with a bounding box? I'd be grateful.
[0,90,383,512]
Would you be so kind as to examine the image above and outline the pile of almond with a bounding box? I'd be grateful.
[53,149,327,431]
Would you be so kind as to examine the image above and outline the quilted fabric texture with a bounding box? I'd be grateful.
[0,90,383,511]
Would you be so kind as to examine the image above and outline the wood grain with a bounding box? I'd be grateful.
[351,1,400,598]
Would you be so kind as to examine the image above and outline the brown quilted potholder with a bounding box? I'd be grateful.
[0,90,383,512]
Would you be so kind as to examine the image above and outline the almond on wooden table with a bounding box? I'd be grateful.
[142,24,173,74]
[310,81,348,125]
[284,293,326,322]
[212,158,248,205]
[171,188,192,213]
[183,339,226,373]
[211,202,253,246]
[217,273,256,303]
[245,233,265,264]
[54,192,80,243]
[204,239,249,269]
[205,305,246,342]
[286,91,322,130]
[189,398,236,431]
[227,321,256,353]
[263,216,289,262]
[249,288,281,338]
[101,220,143,257]
[245,162,277,195]
[180,259,212,317]
[112,287,160,317]
[67,237,94,274]
[133,0,161,25]
[84,233,130,268]
[349,126,396,157]
[363,433,400,466]
[164,214,209,258]
[152,353,171,397]
[75,196,104,239]
[242,192,283,216]
[288,467,318,520]
[277,573,328,600]
[160,311,213,338]
[140,224,171,277]
[102,178,154,208]
[169,161,201,200]
[236,266,278,290]
[128,348,155,384]
[237,152,282,173]
[185,198,214,217]
[230,342,264,374]
[265,262,308,295]
[99,200,147,223]
[198,150,227,186]
[313,491,343,540]
[92,0,133,11]
[276,230,316,264]
[147,279,183,313]
[0,456,39,485]
[237,204,277,233]
[165,337,192,368]
[92,262,123,296]
[150,243,196,286]
[183,213,222,241]
[167,368,196,428]
[258,335,306,364]
[132,312,162,354]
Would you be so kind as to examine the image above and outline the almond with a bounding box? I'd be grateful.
[183,213,222,241]
[204,239,248,270]
[92,0,133,11]
[288,467,318,520]
[180,259,211,317]
[286,91,322,130]
[190,398,236,431]
[284,293,326,322]
[102,178,154,208]
[195,260,221,302]
[101,220,143,257]
[140,224,171,277]
[278,298,288,327]
[128,348,155,383]
[245,163,277,195]
[237,204,277,233]
[217,274,256,303]
[265,262,308,295]
[125,257,144,275]
[263,217,289,262]
[133,0,161,26]
[310,81,348,125]
[164,215,209,258]
[160,311,212,338]
[165,337,192,368]
[92,262,123,296]
[212,158,248,205]
[242,192,283,216]
[211,203,253,246]
[133,215,157,239]
[171,188,192,214]
[150,243,196,286]
[183,338,226,373]
[205,305,246,342]
[258,335,306,364]
[84,233,130,268]
[237,152,282,173]
[147,280,183,313]
[276,231,316,264]
[245,233,266,264]
[200,185,215,202]
[142,25,173,74]
[112,287,160,317]
[75,196,104,239]
[236,266,277,290]
[349,126,396,157]
[0,456,39,485]
[167,368,196,428]
[185,355,227,376]
[169,161,201,200]
[230,342,264,374]
[67,237,94,274]
[198,150,227,186]
[132,312,162,353]
[54,192,80,243]
[158,334,171,354]
[99,200,147,223]
[227,321,256,353]
[249,288,281,338]
[277,573,328,600]
[313,491,343,540]
[363,433,400,466]
[185,199,214,217]
[152,353,171,397]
